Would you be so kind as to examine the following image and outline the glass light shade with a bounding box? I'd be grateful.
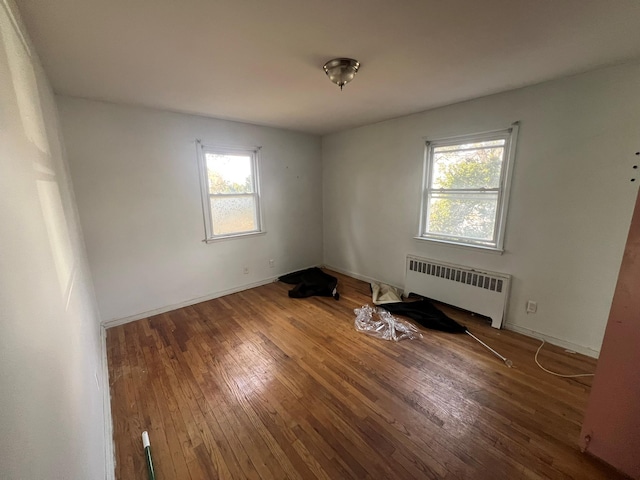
[323,58,360,90]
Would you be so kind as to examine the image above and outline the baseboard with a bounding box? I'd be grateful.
[324,264,600,359]
[101,326,115,480]
[323,264,405,293]
[101,266,321,329]
[101,277,277,328]
[504,322,600,359]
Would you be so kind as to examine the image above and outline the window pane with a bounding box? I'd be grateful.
[206,154,254,194]
[434,139,504,152]
[426,193,498,241]
[210,196,257,235]
[431,142,505,189]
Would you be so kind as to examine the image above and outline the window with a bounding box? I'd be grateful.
[198,143,263,241]
[419,125,518,251]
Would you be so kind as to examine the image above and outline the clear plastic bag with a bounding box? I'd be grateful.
[354,304,423,342]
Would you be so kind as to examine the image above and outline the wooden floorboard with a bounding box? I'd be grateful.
[107,271,626,479]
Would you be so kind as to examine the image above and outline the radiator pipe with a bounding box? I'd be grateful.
[466,330,513,367]
[142,431,156,480]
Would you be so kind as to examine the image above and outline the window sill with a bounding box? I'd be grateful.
[413,236,504,255]
[204,231,266,243]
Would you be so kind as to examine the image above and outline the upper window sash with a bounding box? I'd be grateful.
[419,124,519,252]
[428,188,501,193]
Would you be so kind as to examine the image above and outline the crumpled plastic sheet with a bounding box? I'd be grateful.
[354,304,423,342]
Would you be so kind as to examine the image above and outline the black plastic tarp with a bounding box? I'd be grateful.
[279,268,339,300]
[378,300,466,333]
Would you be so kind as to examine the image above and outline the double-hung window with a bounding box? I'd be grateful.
[198,144,263,241]
[419,125,518,251]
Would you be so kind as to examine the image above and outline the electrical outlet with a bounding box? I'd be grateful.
[243,267,249,274]
[269,259,275,268]
[526,300,537,314]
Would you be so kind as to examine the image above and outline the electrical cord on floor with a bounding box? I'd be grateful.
[535,339,595,378]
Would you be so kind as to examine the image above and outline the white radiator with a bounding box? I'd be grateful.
[404,255,511,329]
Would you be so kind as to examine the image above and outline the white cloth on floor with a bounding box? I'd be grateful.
[370,282,403,305]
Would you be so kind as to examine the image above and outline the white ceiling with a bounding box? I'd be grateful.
[17,0,640,135]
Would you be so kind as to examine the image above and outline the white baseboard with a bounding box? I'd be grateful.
[324,264,600,359]
[102,277,278,328]
[504,322,600,359]
[101,326,115,480]
[101,266,323,329]
[323,264,405,293]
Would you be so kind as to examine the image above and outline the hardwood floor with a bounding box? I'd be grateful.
[107,271,625,479]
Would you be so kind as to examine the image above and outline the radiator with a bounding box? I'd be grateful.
[404,255,511,329]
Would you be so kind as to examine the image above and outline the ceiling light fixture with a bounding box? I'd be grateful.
[323,58,360,90]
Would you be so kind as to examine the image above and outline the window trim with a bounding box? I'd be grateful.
[417,123,519,252]
[197,141,265,242]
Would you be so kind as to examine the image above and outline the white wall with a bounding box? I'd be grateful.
[323,62,640,356]
[0,1,108,479]
[58,98,323,323]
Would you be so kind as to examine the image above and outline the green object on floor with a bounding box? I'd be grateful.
[142,431,156,480]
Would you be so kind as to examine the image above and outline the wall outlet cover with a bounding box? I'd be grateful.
[526,300,537,314]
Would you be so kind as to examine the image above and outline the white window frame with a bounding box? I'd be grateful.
[417,124,519,252]
[197,142,265,242]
